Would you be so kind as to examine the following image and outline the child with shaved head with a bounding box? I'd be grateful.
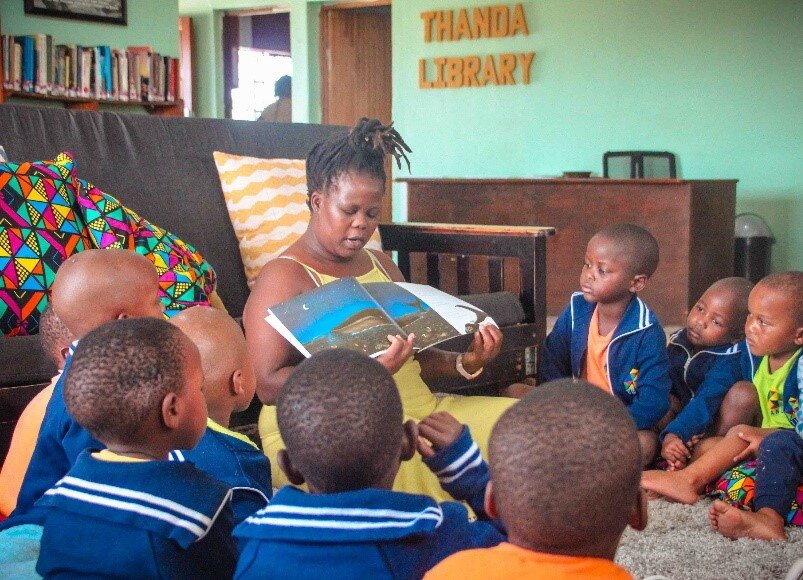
[9,249,165,519]
[34,318,237,578]
[658,277,754,469]
[426,379,646,579]
[171,306,272,523]
[540,223,671,466]
[643,271,802,542]
[234,349,504,579]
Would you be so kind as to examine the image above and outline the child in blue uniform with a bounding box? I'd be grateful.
[36,317,238,578]
[425,379,646,580]
[659,277,753,469]
[234,349,504,579]
[539,223,671,466]
[643,272,802,517]
[10,249,165,519]
[171,305,272,524]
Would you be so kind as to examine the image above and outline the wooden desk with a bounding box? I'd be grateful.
[401,178,737,326]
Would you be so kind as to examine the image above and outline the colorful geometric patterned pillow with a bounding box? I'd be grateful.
[212,152,382,287]
[76,180,217,317]
[707,459,803,526]
[0,152,90,335]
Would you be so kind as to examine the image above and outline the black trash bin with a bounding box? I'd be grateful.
[734,213,774,283]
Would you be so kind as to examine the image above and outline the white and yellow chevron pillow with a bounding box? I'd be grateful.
[213,152,381,286]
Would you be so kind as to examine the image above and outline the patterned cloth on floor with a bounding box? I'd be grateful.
[707,459,803,526]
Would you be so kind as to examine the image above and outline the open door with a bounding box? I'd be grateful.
[320,2,392,217]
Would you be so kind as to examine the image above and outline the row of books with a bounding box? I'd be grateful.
[1,34,178,103]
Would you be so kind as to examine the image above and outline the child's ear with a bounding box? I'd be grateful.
[160,392,181,430]
[400,419,418,462]
[58,346,70,367]
[230,369,245,397]
[794,325,803,346]
[629,488,649,531]
[629,274,648,293]
[483,481,499,519]
[277,449,306,486]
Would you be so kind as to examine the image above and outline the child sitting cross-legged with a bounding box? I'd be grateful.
[657,277,754,470]
[425,378,647,580]
[233,349,504,580]
[35,317,238,578]
[171,305,272,524]
[539,223,671,466]
[642,271,802,517]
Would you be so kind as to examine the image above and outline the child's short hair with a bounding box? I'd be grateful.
[595,223,660,277]
[756,271,803,326]
[39,305,74,367]
[277,349,403,493]
[488,378,641,550]
[64,318,188,445]
[708,276,754,333]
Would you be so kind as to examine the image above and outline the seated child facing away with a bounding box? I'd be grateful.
[0,306,74,518]
[35,317,237,578]
[642,271,802,510]
[9,249,165,519]
[234,349,504,580]
[658,277,754,470]
[539,223,671,466]
[425,378,647,580]
[171,306,272,523]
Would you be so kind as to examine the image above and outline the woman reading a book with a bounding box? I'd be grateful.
[243,118,515,500]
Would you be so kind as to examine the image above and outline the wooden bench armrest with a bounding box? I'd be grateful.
[378,221,554,324]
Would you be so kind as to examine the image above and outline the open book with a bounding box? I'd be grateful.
[266,277,495,358]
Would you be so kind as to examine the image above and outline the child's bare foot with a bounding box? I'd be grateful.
[709,501,786,541]
[640,469,701,504]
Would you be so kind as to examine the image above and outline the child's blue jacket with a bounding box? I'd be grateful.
[233,427,504,580]
[738,342,802,432]
[169,420,272,525]
[539,292,671,430]
[662,329,743,442]
[35,450,237,579]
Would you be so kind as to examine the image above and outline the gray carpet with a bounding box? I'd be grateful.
[615,499,803,579]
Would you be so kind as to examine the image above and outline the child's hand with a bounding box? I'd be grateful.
[686,434,703,449]
[661,433,691,470]
[416,412,464,458]
[377,333,415,375]
[461,325,503,373]
[733,426,774,463]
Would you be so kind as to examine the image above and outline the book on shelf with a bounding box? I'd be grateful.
[1,34,178,103]
[266,277,496,359]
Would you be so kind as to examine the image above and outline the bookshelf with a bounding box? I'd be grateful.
[0,27,183,116]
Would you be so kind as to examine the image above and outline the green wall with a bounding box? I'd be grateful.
[0,0,178,55]
[390,0,802,271]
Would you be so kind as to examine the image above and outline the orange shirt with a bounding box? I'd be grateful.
[582,306,614,394]
[0,372,59,517]
[424,543,632,580]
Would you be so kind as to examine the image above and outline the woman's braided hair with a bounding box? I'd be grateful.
[306,118,411,205]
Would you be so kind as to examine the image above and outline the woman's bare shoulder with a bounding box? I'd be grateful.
[248,257,317,307]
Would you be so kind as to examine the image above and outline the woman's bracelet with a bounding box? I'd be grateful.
[456,353,484,380]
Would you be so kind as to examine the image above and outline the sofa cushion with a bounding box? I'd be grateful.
[0,152,90,335]
[76,181,217,317]
[213,151,381,287]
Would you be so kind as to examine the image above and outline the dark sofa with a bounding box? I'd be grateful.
[0,103,551,460]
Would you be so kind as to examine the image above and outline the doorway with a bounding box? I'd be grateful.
[320,2,392,217]
[224,8,291,121]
